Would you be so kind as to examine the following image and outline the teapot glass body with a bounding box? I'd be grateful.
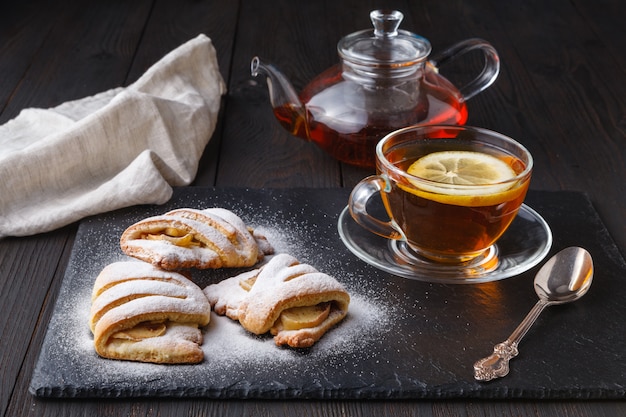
[252,10,498,168]
[276,62,467,167]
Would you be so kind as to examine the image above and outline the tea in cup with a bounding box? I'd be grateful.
[348,125,533,265]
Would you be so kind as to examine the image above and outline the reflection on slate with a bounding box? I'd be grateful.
[29,188,626,399]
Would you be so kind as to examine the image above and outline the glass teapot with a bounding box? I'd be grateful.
[251,10,500,168]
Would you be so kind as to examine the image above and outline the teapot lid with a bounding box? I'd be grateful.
[338,10,431,68]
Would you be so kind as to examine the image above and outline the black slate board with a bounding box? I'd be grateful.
[30,188,626,399]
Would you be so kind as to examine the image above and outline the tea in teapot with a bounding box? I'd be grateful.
[252,10,499,168]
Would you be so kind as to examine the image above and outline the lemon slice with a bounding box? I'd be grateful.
[405,151,521,206]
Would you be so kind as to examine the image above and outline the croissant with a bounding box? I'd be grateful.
[204,253,350,348]
[89,261,211,364]
[120,207,273,270]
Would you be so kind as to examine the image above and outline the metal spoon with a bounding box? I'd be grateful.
[473,246,593,381]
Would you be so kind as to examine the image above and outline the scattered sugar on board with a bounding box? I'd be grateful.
[64,291,394,385]
[201,291,392,370]
[39,203,403,390]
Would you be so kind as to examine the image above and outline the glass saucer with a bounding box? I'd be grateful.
[337,204,552,284]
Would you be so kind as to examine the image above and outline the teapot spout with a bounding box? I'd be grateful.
[251,57,309,140]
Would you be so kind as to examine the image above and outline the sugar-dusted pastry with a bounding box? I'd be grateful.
[120,207,273,270]
[204,253,350,348]
[89,261,211,364]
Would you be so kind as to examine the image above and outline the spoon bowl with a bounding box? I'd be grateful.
[474,247,594,381]
[534,246,593,304]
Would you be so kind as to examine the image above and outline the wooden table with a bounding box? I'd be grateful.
[1,0,624,416]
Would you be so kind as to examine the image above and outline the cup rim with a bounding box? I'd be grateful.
[376,124,533,189]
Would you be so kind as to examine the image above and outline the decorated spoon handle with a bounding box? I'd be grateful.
[473,340,519,381]
[473,299,550,381]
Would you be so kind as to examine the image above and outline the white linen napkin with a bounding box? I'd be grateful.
[0,34,226,238]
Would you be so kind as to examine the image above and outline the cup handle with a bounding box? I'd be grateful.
[348,175,403,240]
[429,38,500,101]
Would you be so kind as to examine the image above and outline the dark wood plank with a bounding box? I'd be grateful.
[0,0,153,121]
[124,0,237,83]
[13,396,626,417]
[0,1,59,121]
[0,228,74,416]
[572,0,626,65]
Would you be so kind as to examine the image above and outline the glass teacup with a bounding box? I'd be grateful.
[348,125,533,266]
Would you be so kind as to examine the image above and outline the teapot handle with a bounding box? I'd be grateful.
[429,38,500,101]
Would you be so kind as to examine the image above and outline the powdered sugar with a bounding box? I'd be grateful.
[32,191,402,397]
[206,253,350,338]
[202,291,391,369]
[121,208,263,269]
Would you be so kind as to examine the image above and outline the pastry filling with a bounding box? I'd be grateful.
[238,273,334,331]
[111,321,167,341]
[143,228,202,248]
[279,302,331,331]
[239,276,257,291]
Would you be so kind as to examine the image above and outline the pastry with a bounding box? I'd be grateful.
[120,207,273,270]
[204,253,350,348]
[89,261,211,364]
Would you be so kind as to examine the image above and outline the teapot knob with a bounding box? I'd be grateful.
[371,10,403,38]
